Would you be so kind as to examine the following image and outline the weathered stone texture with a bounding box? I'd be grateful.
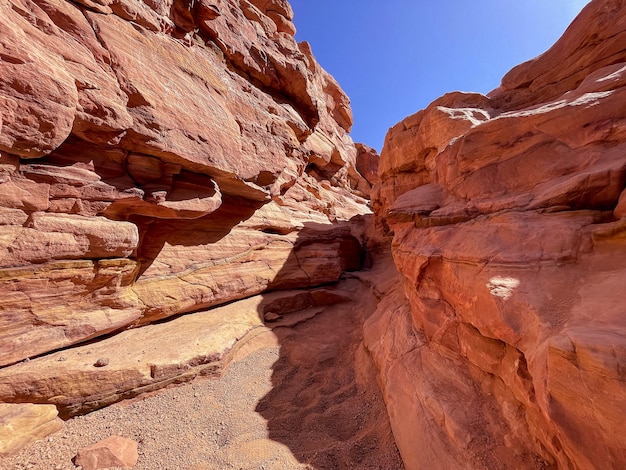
[0,404,63,456]
[0,0,371,436]
[370,1,626,468]
[74,435,138,470]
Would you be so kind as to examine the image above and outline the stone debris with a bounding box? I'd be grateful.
[74,436,138,470]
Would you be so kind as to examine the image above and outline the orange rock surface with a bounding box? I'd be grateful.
[0,0,372,370]
[1,0,625,467]
[370,1,626,468]
[0,404,63,456]
[0,0,372,447]
[74,435,138,470]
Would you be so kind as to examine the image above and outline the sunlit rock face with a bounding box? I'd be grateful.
[0,0,372,409]
[370,0,626,468]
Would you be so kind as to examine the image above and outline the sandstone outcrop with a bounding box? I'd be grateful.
[2,0,625,467]
[0,0,371,445]
[370,0,626,468]
[347,142,379,198]
[0,403,63,456]
[0,284,356,418]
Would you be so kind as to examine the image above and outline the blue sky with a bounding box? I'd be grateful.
[289,1,591,151]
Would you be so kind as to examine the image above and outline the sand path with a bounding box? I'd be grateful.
[3,278,403,469]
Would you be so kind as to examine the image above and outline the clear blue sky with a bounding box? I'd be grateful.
[289,1,591,151]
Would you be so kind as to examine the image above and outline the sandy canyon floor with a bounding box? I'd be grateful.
[2,278,404,470]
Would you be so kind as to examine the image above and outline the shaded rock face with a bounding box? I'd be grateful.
[370,0,626,469]
[0,0,372,408]
[347,142,379,199]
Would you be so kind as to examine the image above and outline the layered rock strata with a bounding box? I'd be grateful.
[3,0,625,468]
[370,0,626,468]
[0,284,355,418]
[0,0,371,434]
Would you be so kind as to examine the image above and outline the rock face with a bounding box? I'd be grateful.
[3,0,625,467]
[0,0,371,431]
[370,1,626,469]
[0,284,354,417]
[0,403,63,456]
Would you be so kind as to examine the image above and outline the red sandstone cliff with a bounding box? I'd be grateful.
[0,0,374,449]
[369,0,626,468]
[2,0,625,467]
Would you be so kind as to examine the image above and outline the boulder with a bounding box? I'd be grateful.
[0,404,63,457]
[74,436,138,470]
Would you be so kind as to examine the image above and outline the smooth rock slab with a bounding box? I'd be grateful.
[0,213,139,268]
[0,403,63,456]
[0,259,141,367]
[0,295,263,416]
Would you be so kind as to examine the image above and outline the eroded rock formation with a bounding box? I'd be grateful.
[0,0,372,430]
[369,0,626,468]
[2,0,625,468]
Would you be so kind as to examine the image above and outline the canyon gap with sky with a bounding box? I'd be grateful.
[290,0,591,150]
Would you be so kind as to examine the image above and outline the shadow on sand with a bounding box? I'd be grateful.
[253,221,404,469]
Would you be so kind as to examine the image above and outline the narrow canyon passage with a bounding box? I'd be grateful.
[1,1,625,468]
[2,276,404,469]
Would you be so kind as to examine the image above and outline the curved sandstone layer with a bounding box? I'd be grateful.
[0,0,373,437]
[371,0,626,468]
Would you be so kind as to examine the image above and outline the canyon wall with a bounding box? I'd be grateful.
[0,0,374,439]
[368,0,626,468]
[2,0,625,467]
